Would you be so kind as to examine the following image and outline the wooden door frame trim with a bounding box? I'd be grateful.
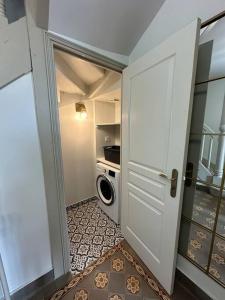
[43,31,126,277]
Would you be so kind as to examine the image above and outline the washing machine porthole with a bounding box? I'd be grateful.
[96,175,115,206]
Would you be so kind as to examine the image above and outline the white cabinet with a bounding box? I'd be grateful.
[95,100,121,125]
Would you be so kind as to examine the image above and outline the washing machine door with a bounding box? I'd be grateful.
[96,175,115,206]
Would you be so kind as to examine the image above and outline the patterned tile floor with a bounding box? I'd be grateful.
[67,197,124,275]
[50,241,170,300]
[47,198,208,300]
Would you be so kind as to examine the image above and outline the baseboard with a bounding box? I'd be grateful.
[29,272,72,300]
[66,195,98,211]
[175,269,212,300]
[177,254,225,300]
[10,270,54,300]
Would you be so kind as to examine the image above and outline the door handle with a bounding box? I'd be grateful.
[159,173,176,181]
[159,169,178,197]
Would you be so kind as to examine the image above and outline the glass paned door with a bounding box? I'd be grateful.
[209,235,225,284]
[179,15,225,288]
[0,254,10,300]
[179,221,212,270]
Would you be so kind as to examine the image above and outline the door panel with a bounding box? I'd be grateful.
[121,19,200,294]
[128,192,162,254]
[128,170,165,204]
[130,56,175,170]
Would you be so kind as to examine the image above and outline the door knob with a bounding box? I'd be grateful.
[159,169,178,197]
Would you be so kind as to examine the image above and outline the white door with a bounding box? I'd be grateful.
[121,19,200,294]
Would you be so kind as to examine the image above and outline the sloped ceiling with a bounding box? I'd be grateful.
[54,49,121,103]
[49,0,165,55]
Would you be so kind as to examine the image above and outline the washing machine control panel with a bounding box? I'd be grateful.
[108,170,115,177]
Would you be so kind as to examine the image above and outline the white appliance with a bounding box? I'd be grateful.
[96,162,120,224]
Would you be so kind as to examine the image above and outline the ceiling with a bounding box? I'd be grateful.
[58,51,105,85]
[49,0,165,55]
[200,17,225,80]
[54,49,121,104]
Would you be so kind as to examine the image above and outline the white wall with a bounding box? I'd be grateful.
[130,0,225,63]
[48,31,128,66]
[0,73,52,293]
[205,79,225,132]
[48,0,165,56]
[59,97,95,206]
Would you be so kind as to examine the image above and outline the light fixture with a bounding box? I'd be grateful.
[75,102,87,120]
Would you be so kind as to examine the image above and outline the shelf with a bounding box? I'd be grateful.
[96,122,120,126]
[97,157,120,170]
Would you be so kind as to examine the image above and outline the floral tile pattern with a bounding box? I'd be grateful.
[112,258,124,272]
[126,276,140,294]
[217,198,225,237]
[49,241,170,300]
[209,236,225,284]
[74,289,88,300]
[179,219,212,269]
[67,197,124,274]
[190,189,218,230]
[94,272,109,289]
[109,295,123,300]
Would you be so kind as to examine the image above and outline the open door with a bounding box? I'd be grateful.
[121,19,200,294]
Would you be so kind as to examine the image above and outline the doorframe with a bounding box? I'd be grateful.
[43,31,126,277]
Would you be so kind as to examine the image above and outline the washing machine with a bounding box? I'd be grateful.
[96,162,120,224]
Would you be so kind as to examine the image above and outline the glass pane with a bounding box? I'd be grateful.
[196,17,225,83]
[179,221,212,270]
[183,183,218,230]
[188,80,225,186]
[180,15,225,286]
[203,78,225,134]
[0,281,4,300]
[190,83,208,134]
[201,78,225,187]
[216,193,225,237]
[100,180,112,200]
[209,236,225,285]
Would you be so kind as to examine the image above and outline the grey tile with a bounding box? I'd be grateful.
[97,257,112,272]
[108,272,126,294]
[143,297,160,300]
[76,272,95,290]
[108,293,125,300]
[89,288,109,300]
[60,290,75,300]
[142,280,160,299]
[125,294,142,300]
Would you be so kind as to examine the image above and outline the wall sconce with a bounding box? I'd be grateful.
[75,102,87,120]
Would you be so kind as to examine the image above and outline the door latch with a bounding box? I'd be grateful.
[185,162,194,187]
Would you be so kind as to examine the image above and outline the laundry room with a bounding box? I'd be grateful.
[54,47,123,274]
